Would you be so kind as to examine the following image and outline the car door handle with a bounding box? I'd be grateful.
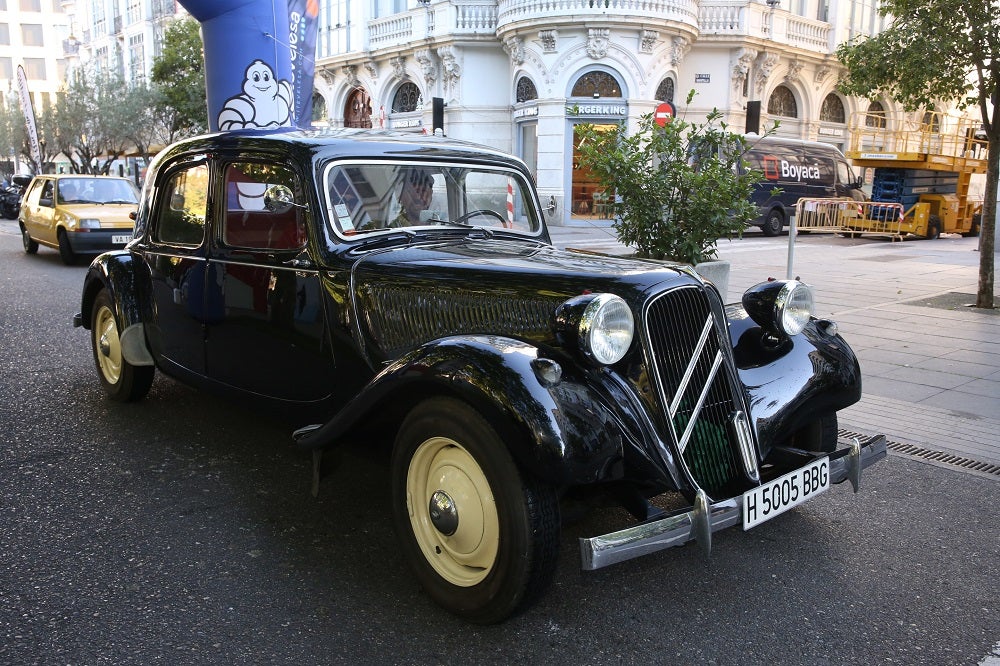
[282,257,314,269]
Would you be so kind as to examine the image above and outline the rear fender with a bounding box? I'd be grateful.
[294,335,630,487]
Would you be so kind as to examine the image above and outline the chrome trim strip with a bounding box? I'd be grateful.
[733,410,760,481]
[579,433,887,571]
[676,350,723,455]
[668,315,714,417]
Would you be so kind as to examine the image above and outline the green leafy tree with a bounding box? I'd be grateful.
[150,16,208,136]
[52,66,135,174]
[574,91,770,266]
[835,0,999,309]
[0,96,26,174]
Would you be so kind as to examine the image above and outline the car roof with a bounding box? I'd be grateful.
[153,127,533,172]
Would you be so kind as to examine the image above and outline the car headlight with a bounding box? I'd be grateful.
[742,279,814,337]
[555,293,634,365]
[79,218,102,229]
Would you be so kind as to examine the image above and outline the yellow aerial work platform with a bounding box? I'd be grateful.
[844,111,988,238]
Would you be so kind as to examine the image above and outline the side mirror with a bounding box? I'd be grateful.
[263,184,308,213]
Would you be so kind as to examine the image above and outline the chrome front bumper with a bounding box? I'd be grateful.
[579,433,887,571]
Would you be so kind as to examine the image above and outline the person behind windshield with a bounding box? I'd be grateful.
[391,168,434,227]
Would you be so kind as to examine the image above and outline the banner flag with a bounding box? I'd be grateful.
[15,65,42,171]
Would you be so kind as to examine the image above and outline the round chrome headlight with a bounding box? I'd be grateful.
[777,281,814,336]
[579,293,634,365]
[742,279,814,338]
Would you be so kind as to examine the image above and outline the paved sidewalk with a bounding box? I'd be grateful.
[549,221,1000,470]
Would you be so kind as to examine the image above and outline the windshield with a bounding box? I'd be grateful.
[324,161,542,238]
[57,177,140,205]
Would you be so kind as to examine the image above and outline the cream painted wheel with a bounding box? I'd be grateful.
[391,397,559,623]
[89,289,154,402]
[406,436,500,587]
[94,300,124,385]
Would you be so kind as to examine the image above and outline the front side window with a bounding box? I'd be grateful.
[155,163,209,246]
[324,162,541,238]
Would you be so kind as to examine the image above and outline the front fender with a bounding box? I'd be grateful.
[295,335,629,486]
[729,307,861,452]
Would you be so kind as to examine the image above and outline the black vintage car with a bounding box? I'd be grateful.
[74,128,885,623]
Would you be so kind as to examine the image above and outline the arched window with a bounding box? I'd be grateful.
[767,85,797,118]
[312,92,327,123]
[820,93,845,123]
[391,82,420,113]
[571,71,621,99]
[516,76,537,103]
[344,88,371,128]
[654,78,674,103]
[921,110,940,132]
[866,101,886,128]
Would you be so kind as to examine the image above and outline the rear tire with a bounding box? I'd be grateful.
[21,224,38,254]
[91,289,154,402]
[761,208,784,236]
[391,397,560,624]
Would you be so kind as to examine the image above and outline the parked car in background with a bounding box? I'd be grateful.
[73,128,885,623]
[19,174,139,264]
[1,174,32,220]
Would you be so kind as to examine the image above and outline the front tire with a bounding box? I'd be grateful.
[924,214,941,240]
[761,208,784,236]
[58,229,76,265]
[91,289,154,402]
[391,397,559,624]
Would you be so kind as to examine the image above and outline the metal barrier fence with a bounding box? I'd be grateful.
[794,198,904,238]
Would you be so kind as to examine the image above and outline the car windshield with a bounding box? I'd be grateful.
[324,161,542,238]
[58,178,139,205]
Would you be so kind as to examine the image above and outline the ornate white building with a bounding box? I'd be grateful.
[313,0,900,225]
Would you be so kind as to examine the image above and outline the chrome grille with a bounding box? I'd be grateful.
[644,286,744,496]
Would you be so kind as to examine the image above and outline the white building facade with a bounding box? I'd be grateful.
[313,0,900,225]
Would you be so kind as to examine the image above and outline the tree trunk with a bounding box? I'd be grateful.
[978,124,998,309]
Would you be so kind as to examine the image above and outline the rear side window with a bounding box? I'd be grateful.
[155,164,209,246]
[222,162,306,251]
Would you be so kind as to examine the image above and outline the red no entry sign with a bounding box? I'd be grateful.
[654,101,676,127]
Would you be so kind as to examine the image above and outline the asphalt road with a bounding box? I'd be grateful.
[1,221,998,665]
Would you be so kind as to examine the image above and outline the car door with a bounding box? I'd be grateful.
[22,178,56,245]
[202,158,334,403]
[142,156,211,376]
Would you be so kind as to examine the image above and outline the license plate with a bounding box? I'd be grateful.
[111,234,131,244]
[742,457,829,530]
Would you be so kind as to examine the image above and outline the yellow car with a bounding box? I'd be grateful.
[19,174,140,265]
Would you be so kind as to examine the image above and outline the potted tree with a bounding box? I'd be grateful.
[574,91,774,299]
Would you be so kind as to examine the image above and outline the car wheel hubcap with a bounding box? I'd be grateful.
[94,305,122,384]
[429,490,459,536]
[406,436,498,587]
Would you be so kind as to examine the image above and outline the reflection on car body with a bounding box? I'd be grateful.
[73,128,885,624]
